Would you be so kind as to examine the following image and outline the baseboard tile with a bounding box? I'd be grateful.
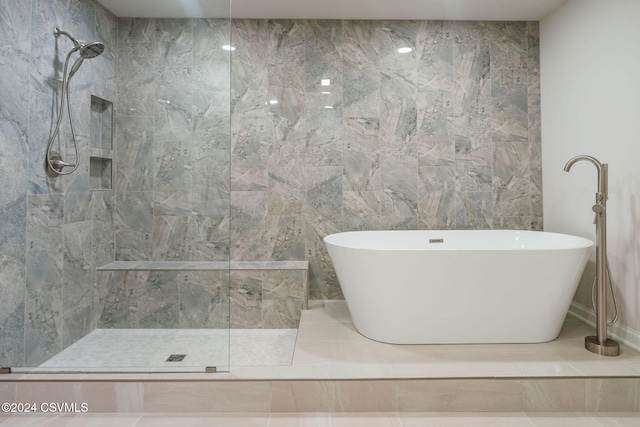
[569,301,640,352]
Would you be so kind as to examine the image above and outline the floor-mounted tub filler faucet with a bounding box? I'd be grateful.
[564,155,620,356]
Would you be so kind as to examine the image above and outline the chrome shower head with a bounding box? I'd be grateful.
[79,41,105,59]
[53,27,105,59]
[67,41,105,78]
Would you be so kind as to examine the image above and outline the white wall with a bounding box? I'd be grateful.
[541,0,640,347]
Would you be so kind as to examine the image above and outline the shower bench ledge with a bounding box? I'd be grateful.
[97,260,309,309]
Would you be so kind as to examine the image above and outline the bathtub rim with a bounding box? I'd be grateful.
[323,229,594,252]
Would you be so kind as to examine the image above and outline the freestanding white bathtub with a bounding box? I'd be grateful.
[324,230,593,344]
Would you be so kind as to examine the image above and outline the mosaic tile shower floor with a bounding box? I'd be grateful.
[37,329,298,372]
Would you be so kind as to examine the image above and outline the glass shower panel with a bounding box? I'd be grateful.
[2,0,232,374]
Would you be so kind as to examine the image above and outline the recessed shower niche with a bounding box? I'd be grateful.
[90,95,113,190]
[90,95,113,150]
[90,156,112,190]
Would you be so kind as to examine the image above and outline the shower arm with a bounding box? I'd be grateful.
[53,27,81,50]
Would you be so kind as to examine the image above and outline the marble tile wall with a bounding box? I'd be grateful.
[230,20,542,300]
[1,11,542,364]
[110,17,233,330]
[114,17,231,264]
[0,0,117,367]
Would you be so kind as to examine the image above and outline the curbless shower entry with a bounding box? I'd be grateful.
[1,0,240,374]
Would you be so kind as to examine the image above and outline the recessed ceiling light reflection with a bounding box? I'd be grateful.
[222,45,236,51]
[321,91,331,95]
[324,105,333,109]
[321,79,331,86]
[397,47,413,54]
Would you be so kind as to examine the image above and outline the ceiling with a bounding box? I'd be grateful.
[96,0,568,21]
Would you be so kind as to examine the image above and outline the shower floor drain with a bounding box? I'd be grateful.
[166,354,186,362]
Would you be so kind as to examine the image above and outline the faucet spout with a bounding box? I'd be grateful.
[563,155,607,196]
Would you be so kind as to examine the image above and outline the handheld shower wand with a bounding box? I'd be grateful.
[46,28,105,177]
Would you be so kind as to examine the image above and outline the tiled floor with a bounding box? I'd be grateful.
[36,329,298,372]
[225,300,640,380]
[24,300,640,378]
[3,301,640,425]
[2,412,640,426]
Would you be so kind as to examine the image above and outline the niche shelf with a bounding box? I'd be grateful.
[90,157,112,190]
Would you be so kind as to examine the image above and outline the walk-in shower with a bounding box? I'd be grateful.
[45,27,104,177]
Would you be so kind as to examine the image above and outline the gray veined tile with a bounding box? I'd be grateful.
[378,21,418,80]
[263,299,303,329]
[342,117,380,191]
[115,191,153,261]
[380,74,417,145]
[0,0,31,50]
[154,78,194,142]
[116,115,154,193]
[453,43,491,116]
[193,18,231,92]
[230,190,268,261]
[118,18,156,44]
[193,90,231,143]
[455,191,493,230]
[63,221,93,313]
[416,92,455,166]
[266,215,306,261]
[117,44,155,116]
[303,95,343,167]
[153,139,193,216]
[263,270,305,300]
[152,216,191,261]
[68,0,97,46]
[96,1,118,47]
[230,270,263,329]
[305,20,343,93]
[0,257,25,332]
[179,271,229,329]
[99,270,145,328]
[268,141,305,215]
[62,304,92,349]
[306,166,343,220]
[24,288,63,366]
[230,120,270,191]
[155,18,194,65]
[491,69,529,142]
[189,215,230,262]
[0,330,24,367]
[343,191,381,231]
[267,85,306,142]
[454,123,492,193]
[380,145,419,221]
[63,191,92,224]
[492,141,532,217]
[416,22,454,93]
[418,165,456,230]
[138,271,180,328]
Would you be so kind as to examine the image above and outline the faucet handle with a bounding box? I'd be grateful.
[592,203,605,224]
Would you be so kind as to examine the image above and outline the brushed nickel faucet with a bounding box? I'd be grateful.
[564,155,620,356]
